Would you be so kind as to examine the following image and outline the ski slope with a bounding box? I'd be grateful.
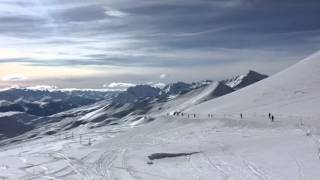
[188,51,320,118]
[1,114,320,180]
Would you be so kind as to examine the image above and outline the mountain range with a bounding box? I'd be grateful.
[0,70,268,141]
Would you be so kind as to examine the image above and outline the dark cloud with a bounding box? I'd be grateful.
[1,0,320,88]
[53,5,108,22]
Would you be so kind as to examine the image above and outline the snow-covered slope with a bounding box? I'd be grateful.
[164,82,234,113]
[188,51,320,117]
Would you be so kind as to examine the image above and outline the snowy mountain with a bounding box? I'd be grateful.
[162,82,192,96]
[221,70,268,89]
[0,88,119,116]
[112,85,161,104]
[0,72,266,141]
[0,88,119,102]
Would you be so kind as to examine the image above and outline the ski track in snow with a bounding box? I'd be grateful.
[198,152,230,180]
[95,150,118,179]
[121,148,140,180]
[54,152,90,179]
[243,160,270,180]
[292,156,304,180]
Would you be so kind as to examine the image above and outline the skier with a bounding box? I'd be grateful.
[268,113,271,119]
[271,115,274,122]
[240,113,243,119]
[194,114,196,118]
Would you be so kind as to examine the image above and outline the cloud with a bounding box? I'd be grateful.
[104,82,136,89]
[26,85,58,91]
[2,74,27,82]
[160,73,167,79]
[0,0,320,88]
[146,82,166,88]
[104,9,127,17]
[54,5,108,22]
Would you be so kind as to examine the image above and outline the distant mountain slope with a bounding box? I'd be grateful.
[0,70,267,142]
[0,100,25,112]
[0,88,119,102]
[0,88,119,116]
[0,112,36,139]
[188,51,320,117]
[112,85,161,104]
[175,82,234,111]
[221,70,268,89]
[163,82,192,96]
[147,82,234,114]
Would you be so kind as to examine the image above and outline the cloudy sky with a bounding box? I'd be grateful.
[0,0,320,89]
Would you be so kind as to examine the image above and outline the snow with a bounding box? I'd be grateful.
[0,100,13,107]
[1,114,320,179]
[78,106,108,121]
[0,51,320,179]
[225,74,246,88]
[0,111,23,118]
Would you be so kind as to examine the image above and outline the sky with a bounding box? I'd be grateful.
[0,0,320,89]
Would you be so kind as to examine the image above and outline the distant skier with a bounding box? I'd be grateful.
[194,114,196,118]
[268,113,271,119]
[240,113,243,119]
[271,115,274,122]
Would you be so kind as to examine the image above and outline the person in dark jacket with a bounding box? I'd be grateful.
[271,115,274,122]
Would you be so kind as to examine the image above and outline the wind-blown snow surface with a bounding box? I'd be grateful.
[1,52,320,180]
